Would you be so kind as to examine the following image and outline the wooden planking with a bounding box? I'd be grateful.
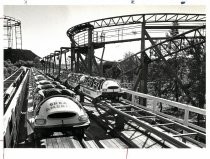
[112,138,128,148]
[56,137,65,148]
[65,137,75,148]
[99,139,113,148]
[50,137,59,148]
[82,139,99,148]
[71,138,83,148]
[99,138,128,148]
[44,136,82,148]
[60,137,71,148]
[45,138,53,148]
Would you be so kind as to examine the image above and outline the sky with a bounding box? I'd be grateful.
[2,1,206,62]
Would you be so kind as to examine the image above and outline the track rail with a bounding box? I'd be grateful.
[82,99,171,148]
[67,13,205,36]
[97,99,205,148]
[3,67,29,147]
[4,67,26,113]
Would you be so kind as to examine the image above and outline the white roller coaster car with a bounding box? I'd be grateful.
[79,76,126,103]
[33,92,89,138]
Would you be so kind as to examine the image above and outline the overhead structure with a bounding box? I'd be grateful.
[43,13,206,104]
[1,16,22,49]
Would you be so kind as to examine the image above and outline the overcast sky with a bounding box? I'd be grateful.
[3,1,206,61]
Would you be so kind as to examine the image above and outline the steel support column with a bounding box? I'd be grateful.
[133,16,148,106]
[58,49,63,79]
[71,41,76,72]
[76,53,80,73]
[54,51,60,78]
[88,26,94,75]
[140,16,148,93]
[48,55,51,74]
[53,53,56,75]
[100,46,105,76]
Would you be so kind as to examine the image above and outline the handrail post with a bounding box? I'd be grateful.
[184,107,189,126]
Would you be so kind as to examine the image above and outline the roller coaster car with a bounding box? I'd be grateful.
[65,73,86,93]
[34,75,47,82]
[34,84,55,94]
[33,89,88,139]
[79,76,125,103]
[36,80,52,85]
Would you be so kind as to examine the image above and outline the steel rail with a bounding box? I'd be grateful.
[118,25,205,63]
[126,103,206,138]
[67,13,205,37]
[4,68,26,113]
[92,101,172,148]
[100,100,200,148]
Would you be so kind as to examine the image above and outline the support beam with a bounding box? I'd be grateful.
[71,42,76,72]
[145,30,195,106]
[92,56,101,75]
[132,67,142,91]
[133,15,148,106]
[87,26,94,75]
[64,51,68,70]
[145,25,202,30]
[78,53,88,72]
[58,49,63,79]
[100,46,105,76]
[48,55,51,74]
[54,51,60,78]
[76,53,80,73]
[53,53,56,75]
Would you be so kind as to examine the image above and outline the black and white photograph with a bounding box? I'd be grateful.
[1,0,208,159]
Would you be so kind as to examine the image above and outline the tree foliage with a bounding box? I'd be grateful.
[148,29,205,108]
[118,22,205,109]
[4,59,18,79]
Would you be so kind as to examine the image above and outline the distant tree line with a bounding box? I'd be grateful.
[4,48,42,79]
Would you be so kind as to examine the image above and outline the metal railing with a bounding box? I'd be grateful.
[3,70,29,147]
[122,88,206,132]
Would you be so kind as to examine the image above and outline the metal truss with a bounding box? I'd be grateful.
[67,13,205,36]
[1,16,22,49]
[65,13,205,78]
[115,25,206,74]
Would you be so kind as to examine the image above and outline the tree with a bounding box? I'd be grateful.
[33,57,41,68]
[186,39,206,108]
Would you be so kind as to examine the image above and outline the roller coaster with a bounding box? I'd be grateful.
[3,13,206,148]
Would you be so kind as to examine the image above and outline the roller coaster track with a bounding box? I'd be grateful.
[4,68,26,113]
[66,13,204,47]
[9,67,204,148]
[67,13,205,36]
[108,25,206,75]
[43,13,206,78]
[93,99,205,148]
